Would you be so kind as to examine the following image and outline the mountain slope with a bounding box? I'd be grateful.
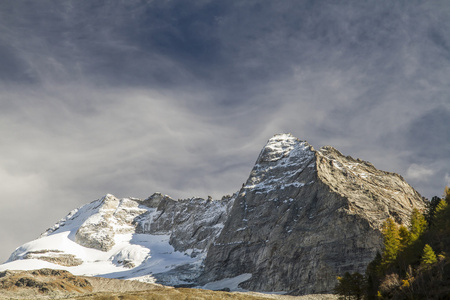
[0,134,426,295]
[200,134,426,294]
[2,193,234,286]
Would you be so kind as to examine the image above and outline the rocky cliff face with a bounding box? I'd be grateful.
[200,134,426,294]
[135,193,233,255]
[2,133,426,295]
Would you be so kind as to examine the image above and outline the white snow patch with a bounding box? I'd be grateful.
[129,274,157,284]
[345,162,360,170]
[198,273,252,292]
[110,244,150,267]
[2,230,199,282]
[244,135,315,194]
[281,182,305,189]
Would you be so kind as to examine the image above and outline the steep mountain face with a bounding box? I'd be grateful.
[200,134,426,294]
[1,133,426,295]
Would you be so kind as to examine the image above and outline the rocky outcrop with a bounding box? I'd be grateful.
[132,193,234,284]
[0,269,92,297]
[73,194,147,251]
[200,134,426,294]
[135,193,234,256]
[24,250,82,267]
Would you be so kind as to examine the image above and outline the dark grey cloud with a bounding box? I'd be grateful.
[1,0,450,262]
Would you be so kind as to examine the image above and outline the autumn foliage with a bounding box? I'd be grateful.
[335,186,450,299]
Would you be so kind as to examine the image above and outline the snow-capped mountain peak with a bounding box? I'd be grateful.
[3,192,234,286]
[0,134,427,294]
[245,134,315,194]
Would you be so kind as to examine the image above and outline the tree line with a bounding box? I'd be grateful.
[335,186,450,299]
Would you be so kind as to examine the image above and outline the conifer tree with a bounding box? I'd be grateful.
[381,218,400,267]
[409,208,426,243]
[426,196,442,226]
[335,272,353,299]
[436,198,448,213]
[433,197,450,252]
[420,244,437,266]
[397,224,416,276]
[398,225,410,250]
[365,252,382,300]
[434,199,449,230]
[335,272,365,300]
[444,186,450,203]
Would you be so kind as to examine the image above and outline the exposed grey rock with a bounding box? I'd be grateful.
[200,133,426,295]
[75,219,115,252]
[24,250,82,267]
[140,192,171,208]
[136,193,234,256]
[74,194,146,251]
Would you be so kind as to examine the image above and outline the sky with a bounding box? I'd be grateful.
[1,0,449,263]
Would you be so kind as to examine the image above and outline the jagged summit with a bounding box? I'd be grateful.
[255,133,311,162]
[244,134,315,195]
[0,134,427,295]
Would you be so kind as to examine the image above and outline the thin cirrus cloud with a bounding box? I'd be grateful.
[0,1,449,262]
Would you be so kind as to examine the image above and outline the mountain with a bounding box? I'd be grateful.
[200,134,426,294]
[2,193,233,287]
[0,134,426,295]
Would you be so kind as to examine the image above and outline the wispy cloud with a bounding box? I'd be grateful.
[406,164,435,180]
[445,174,450,188]
[1,0,449,262]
